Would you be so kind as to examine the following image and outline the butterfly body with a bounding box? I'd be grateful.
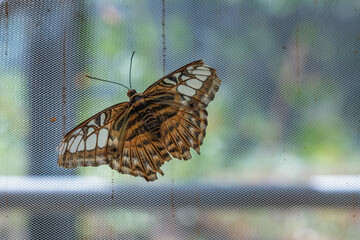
[58,60,221,181]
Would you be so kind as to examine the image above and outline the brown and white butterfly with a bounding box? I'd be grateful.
[57,60,221,181]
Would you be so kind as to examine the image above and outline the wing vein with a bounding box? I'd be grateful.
[168,118,191,148]
[136,123,158,171]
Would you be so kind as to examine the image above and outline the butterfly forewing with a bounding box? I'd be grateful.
[144,60,221,160]
[58,102,129,168]
[58,60,221,181]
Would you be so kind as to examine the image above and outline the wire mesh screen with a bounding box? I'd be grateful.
[1,0,360,239]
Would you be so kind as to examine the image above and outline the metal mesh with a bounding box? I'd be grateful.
[1,0,360,239]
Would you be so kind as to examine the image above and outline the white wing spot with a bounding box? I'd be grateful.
[196,66,210,71]
[87,127,95,135]
[67,137,75,150]
[193,69,211,76]
[98,128,109,148]
[187,79,203,89]
[88,119,98,127]
[186,66,194,72]
[183,95,191,101]
[177,85,196,96]
[58,144,63,155]
[164,78,176,85]
[100,113,106,126]
[181,75,190,81]
[78,139,85,151]
[70,135,82,153]
[173,72,181,79]
[86,134,97,150]
[73,129,81,136]
[59,143,67,155]
[197,75,207,81]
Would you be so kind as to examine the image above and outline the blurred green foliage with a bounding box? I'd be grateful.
[0,71,27,175]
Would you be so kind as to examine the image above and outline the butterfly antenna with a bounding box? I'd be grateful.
[129,51,135,90]
[85,75,130,90]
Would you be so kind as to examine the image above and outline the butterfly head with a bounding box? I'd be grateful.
[127,89,137,98]
[128,89,145,107]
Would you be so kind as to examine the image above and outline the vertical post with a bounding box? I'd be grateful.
[25,0,83,238]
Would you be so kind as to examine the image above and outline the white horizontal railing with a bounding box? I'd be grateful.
[0,176,359,213]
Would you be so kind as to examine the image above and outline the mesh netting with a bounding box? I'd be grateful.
[1,0,360,239]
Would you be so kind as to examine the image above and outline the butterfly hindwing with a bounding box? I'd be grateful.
[108,111,171,181]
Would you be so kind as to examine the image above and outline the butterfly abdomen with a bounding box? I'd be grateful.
[143,112,161,139]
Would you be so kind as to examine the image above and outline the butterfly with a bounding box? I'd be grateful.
[57,60,221,181]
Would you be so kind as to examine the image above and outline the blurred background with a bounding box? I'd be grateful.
[1,0,360,239]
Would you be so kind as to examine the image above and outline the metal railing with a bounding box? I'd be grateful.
[1,176,359,211]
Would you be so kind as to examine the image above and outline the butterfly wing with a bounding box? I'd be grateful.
[58,60,221,181]
[107,108,171,181]
[144,60,221,160]
[57,102,129,169]
[58,102,171,181]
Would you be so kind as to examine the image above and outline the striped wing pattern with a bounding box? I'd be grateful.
[57,60,221,181]
[57,103,128,168]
